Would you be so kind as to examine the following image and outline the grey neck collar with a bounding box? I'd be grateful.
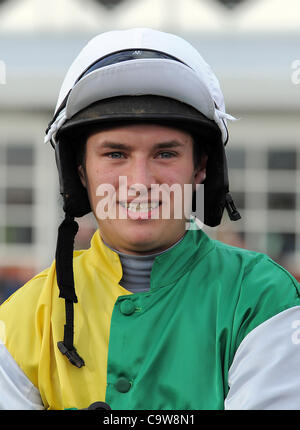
[103,236,185,293]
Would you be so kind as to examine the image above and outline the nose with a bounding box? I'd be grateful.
[127,158,156,197]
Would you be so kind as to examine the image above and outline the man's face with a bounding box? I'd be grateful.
[78,123,207,255]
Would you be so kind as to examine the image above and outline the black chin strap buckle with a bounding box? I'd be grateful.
[225,193,241,221]
[57,299,85,368]
[57,341,85,368]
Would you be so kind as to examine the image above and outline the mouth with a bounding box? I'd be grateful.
[118,201,161,219]
[119,201,160,211]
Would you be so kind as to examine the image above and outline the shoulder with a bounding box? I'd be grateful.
[0,243,97,339]
[212,237,299,296]
[0,264,57,388]
[203,235,300,344]
[191,230,300,304]
[0,265,53,312]
[212,237,266,266]
[0,245,92,311]
[0,264,57,351]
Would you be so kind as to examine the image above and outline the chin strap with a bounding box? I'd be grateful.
[225,193,241,221]
[55,213,85,368]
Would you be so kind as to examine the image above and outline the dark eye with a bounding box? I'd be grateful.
[107,152,125,159]
[157,151,176,159]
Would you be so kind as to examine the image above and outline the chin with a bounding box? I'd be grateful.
[126,233,160,251]
[99,219,185,254]
[117,228,168,254]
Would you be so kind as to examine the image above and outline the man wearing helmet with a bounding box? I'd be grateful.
[0,28,300,410]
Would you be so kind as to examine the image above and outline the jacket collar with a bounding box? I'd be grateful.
[150,227,215,290]
[89,223,215,291]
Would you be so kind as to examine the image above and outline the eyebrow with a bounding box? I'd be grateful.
[100,140,185,150]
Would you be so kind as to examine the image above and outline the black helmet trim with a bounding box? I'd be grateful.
[57,94,218,139]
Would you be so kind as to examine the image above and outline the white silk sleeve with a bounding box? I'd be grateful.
[0,342,44,410]
[225,306,300,410]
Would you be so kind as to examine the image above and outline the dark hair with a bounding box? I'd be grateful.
[192,137,209,170]
[75,136,87,169]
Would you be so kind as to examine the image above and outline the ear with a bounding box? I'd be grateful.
[194,154,208,185]
[78,165,87,188]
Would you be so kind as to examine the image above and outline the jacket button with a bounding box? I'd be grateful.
[115,377,132,393]
[120,299,136,316]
